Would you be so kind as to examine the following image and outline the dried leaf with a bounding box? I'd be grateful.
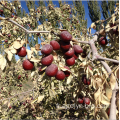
[99,29,105,36]
[41,42,46,46]
[105,83,112,100]
[31,71,35,77]
[7,51,13,61]
[52,51,58,61]
[13,41,22,49]
[35,44,40,51]
[109,73,116,90]
[100,109,108,119]
[112,16,116,24]
[0,56,6,70]
[30,57,40,63]
[31,47,38,54]
[67,74,73,84]
[37,95,44,103]
[26,49,33,60]
[94,88,101,100]
[91,22,96,29]
[101,94,110,105]
[114,67,119,79]
[9,46,17,54]
[20,39,26,46]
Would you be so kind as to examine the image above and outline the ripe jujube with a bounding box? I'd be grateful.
[64,48,74,57]
[41,44,53,55]
[45,64,58,77]
[22,59,34,70]
[55,71,65,80]
[66,57,75,66]
[17,46,27,57]
[99,37,107,45]
[50,40,60,50]
[73,45,83,54]
[59,31,72,42]
[59,41,71,50]
[41,54,53,66]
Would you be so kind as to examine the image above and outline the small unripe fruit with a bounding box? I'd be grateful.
[64,48,74,57]
[41,54,53,66]
[50,40,60,50]
[11,15,14,18]
[66,57,75,66]
[4,40,8,43]
[55,71,65,80]
[99,37,107,45]
[45,64,58,77]
[23,102,26,105]
[84,97,90,105]
[18,75,21,79]
[17,46,27,57]
[22,59,34,70]
[73,45,83,54]
[41,44,53,55]
[8,34,11,37]
[60,31,72,42]
[64,66,71,77]
[37,33,40,36]
[60,41,71,50]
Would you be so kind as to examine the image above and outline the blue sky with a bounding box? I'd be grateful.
[15,1,104,60]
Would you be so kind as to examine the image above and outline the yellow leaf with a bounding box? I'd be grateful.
[105,83,112,100]
[67,74,73,84]
[109,73,116,90]
[99,29,105,36]
[94,88,101,100]
[41,42,46,46]
[0,56,6,71]
[13,41,22,49]
[112,16,116,24]
[31,47,38,54]
[7,51,13,61]
[101,94,110,105]
[30,57,40,63]
[91,22,96,29]
[26,49,33,60]
[37,95,44,103]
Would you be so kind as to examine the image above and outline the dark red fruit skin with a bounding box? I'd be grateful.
[66,57,75,66]
[107,108,110,116]
[84,97,90,105]
[41,54,53,66]
[78,98,84,104]
[41,44,53,55]
[64,66,71,77]
[22,59,34,70]
[18,75,21,79]
[64,48,74,57]
[4,40,8,43]
[37,33,40,36]
[73,53,79,59]
[113,29,118,35]
[50,40,60,50]
[99,37,107,45]
[17,47,27,57]
[73,45,83,54]
[8,34,11,37]
[59,41,71,50]
[60,31,72,42]
[45,64,58,77]
[83,78,91,85]
[55,71,65,80]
